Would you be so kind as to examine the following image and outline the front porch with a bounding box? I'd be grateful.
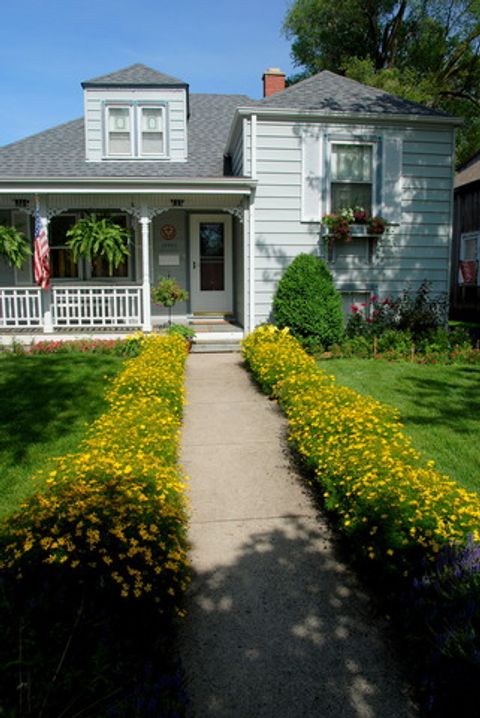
[0,185,254,337]
[0,310,244,352]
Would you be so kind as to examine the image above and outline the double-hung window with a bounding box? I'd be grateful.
[330,143,373,214]
[140,107,164,155]
[107,107,133,157]
[105,104,166,159]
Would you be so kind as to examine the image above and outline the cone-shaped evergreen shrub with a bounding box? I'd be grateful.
[272,253,344,350]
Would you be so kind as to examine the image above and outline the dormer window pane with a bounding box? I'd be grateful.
[140,108,164,155]
[108,107,132,156]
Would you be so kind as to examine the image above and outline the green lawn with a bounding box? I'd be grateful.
[0,352,124,518]
[324,358,480,495]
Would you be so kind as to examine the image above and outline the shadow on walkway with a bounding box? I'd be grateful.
[181,513,414,718]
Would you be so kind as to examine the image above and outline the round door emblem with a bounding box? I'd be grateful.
[160,224,177,241]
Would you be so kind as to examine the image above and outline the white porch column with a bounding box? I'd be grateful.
[248,193,256,332]
[139,213,152,332]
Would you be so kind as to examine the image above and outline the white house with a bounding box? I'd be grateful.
[0,63,459,335]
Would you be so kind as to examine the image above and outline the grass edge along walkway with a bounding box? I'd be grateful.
[0,351,125,519]
[323,357,480,496]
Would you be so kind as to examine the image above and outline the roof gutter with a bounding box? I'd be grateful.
[0,176,256,195]
[225,105,463,152]
[236,106,463,126]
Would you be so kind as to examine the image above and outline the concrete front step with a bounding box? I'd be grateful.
[191,330,243,353]
[191,340,242,353]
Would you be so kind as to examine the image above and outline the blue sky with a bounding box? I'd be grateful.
[0,0,296,146]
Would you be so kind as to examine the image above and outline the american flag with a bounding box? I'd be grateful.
[34,202,50,290]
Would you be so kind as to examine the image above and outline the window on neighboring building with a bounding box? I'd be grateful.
[459,232,479,285]
[330,143,373,213]
[105,104,166,159]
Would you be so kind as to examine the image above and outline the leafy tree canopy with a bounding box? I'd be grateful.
[283,0,480,164]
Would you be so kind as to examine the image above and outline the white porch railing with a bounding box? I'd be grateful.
[0,288,43,328]
[52,286,143,328]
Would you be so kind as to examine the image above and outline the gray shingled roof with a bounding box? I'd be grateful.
[0,67,452,182]
[255,70,447,117]
[81,63,187,88]
[0,94,251,179]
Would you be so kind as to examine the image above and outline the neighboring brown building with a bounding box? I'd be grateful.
[452,152,480,320]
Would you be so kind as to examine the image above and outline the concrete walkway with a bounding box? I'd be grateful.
[179,353,416,718]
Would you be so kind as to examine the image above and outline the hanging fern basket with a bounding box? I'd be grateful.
[0,225,31,269]
[65,214,131,276]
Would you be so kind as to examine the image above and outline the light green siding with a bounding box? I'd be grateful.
[249,119,454,324]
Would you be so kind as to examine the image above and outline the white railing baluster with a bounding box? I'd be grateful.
[0,288,43,328]
[49,286,142,328]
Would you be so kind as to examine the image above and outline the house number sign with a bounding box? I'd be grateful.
[160,224,176,241]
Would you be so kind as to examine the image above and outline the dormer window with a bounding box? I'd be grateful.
[104,103,167,159]
[140,107,164,155]
[107,107,133,156]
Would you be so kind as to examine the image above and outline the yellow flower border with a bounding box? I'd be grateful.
[0,335,190,607]
[243,325,480,567]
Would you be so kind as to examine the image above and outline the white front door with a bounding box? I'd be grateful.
[190,214,233,314]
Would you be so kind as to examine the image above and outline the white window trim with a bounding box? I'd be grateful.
[326,139,379,216]
[103,102,168,160]
[105,104,135,158]
[460,231,480,261]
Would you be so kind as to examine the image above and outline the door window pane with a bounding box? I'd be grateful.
[200,223,224,291]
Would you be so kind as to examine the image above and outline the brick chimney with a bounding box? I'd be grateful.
[262,68,286,97]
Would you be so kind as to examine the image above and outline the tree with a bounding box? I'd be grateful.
[283,0,480,164]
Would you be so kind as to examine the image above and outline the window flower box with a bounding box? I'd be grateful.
[321,207,388,244]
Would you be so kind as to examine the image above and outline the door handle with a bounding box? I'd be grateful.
[193,261,196,269]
